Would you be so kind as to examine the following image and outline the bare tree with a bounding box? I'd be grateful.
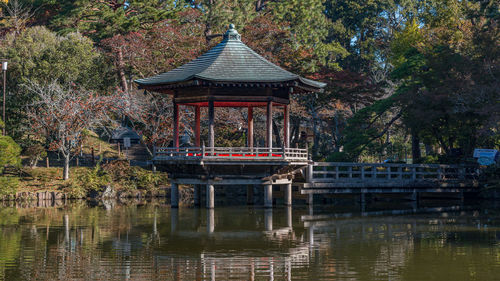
[25,80,119,180]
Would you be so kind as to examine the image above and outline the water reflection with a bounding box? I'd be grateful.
[0,201,500,280]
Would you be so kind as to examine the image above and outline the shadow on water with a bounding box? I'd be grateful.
[1,200,500,280]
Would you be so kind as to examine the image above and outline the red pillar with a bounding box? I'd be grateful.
[248,106,253,148]
[195,106,201,147]
[284,104,289,148]
[173,102,179,148]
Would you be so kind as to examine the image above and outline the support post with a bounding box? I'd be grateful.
[194,185,201,207]
[264,209,273,231]
[208,100,215,152]
[195,106,201,147]
[266,101,273,150]
[307,193,314,205]
[284,104,289,148]
[173,102,179,148]
[286,206,292,228]
[206,184,214,209]
[246,185,254,205]
[264,184,273,208]
[247,106,253,148]
[171,183,179,208]
[207,208,214,234]
[284,183,292,206]
[306,163,314,183]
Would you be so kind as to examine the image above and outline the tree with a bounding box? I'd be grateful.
[25,81,118,180]
[0,26,115,141]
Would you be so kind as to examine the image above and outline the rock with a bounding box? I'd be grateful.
[102,185,116,199]
[54,192,64,200]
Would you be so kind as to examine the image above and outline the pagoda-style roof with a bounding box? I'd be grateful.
[135,24,326,92]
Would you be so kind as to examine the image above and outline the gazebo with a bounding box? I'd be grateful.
[134,24,325,209]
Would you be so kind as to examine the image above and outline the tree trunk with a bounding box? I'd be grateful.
[116,48,128,93]
[411,129,421,163]
[63,153,70,180]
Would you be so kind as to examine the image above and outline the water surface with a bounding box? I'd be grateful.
[0,201,499,280]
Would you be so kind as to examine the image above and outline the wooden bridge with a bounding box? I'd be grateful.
[299,162,479,205]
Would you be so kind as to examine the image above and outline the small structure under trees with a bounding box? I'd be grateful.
[135,25,326,209]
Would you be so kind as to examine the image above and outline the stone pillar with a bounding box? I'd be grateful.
[194,185,201,207]
[173,102,179,148]
[284,183,292,206]
[264,184,273,208]
[195,106,201,147]
[286,206,292,228]
[246,185,254,205]
[171,208,178,233]
[206,184,214,209]
[171,183,179,208]
[284,104,289,148]
[207,208,215,234]
[264,209,273,231]
[248,106,253,148]
[208,100,215,149]
[266,101,273,149]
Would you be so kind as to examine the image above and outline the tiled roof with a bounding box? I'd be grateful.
[135,25,326,90]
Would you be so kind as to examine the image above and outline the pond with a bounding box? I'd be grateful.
[0,200,499,280]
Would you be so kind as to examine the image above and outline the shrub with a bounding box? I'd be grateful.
[0,136,21,173]
[0,176,19,196]
[75,164,111,194]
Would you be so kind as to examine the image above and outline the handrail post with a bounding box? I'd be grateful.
[202,142,205,158]
[361,165,365,179]
[282,146,286,160]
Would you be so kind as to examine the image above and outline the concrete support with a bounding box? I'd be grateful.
[286,206,292,228]
[247,106,253,148]
[306,163,314,183]
[246,185,254,205]
[207,208,214,234]
[171,208,178,233]
[284,104,289,148]
[307,193,314,205]
[171,183,179,208]
[266,101,273,149]
[173,102,179,148]
[194,185,201,207]
[195,106,201,147]
[208,100,215,149]
[206,184,214,209]
[284,183,292,206]
[264,209,273,231]
[264,184,273,208]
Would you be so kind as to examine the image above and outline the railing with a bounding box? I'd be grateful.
[154,146,308,161]
[310,162,478,183]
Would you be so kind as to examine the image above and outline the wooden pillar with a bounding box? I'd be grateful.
[264,184,273,208]
[206,184,214,209]
[284,104,290,148]
[284,183,292,206]
[208,100,214,149]
[266,101,272,149]
[195,106,201,147]
[247,106,253,148]
[171,183,179,208]
[173,102,179,148]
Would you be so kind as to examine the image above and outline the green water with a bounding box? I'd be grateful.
[0,201,500,280]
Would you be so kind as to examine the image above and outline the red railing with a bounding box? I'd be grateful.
[154,146,308,161]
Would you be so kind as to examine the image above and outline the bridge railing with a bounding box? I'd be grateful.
[154,146,308,161]
[310,162,478,183]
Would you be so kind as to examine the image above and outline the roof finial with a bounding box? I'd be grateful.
[224,23,241,41]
